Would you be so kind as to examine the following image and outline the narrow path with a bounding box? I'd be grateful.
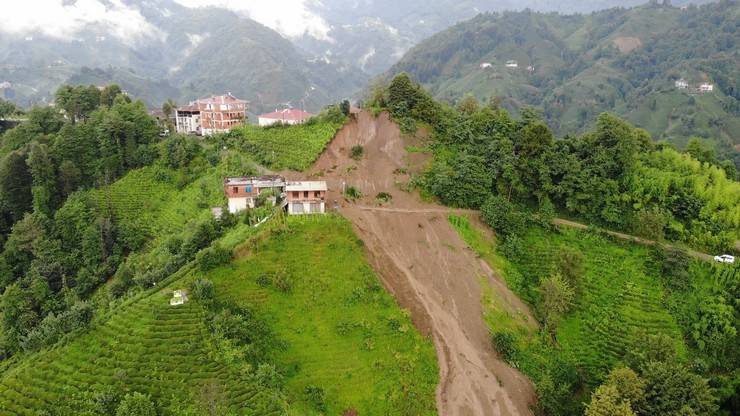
[552,219,715,261]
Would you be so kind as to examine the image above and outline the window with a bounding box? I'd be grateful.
[292,191,299,198]
[304,191,309,198]
[232,187,238,193]
[246,186,252,193]
[314,191,321,198]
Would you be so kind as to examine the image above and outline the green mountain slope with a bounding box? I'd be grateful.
[0,102,436,414]
[388,1,740,148]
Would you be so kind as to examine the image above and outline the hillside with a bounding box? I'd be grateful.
[387,1,740,150]
[0,98,438,414]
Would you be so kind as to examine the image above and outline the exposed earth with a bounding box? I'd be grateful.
[289,111,538,416]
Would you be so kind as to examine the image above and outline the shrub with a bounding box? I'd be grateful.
[304,385,327,412]
[376,192,392,204]
[256,273,272,287]
[491,331,518,362]
[115,392,157,416]
[253,363,283,389]
[190,278,215,303]
[273,270,292,293]
[350,145,364,160]
[196,246,232,271]
[344,186,363,201]
[659,247,691,291]
[558,247,584,294]
[480,195,525,238]
[20,302,94,352]
[180,220,219,259]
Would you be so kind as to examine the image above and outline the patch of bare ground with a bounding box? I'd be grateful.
[289,111,538,416]
[613,36,642,53]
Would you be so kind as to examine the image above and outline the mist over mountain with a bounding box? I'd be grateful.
[0,0,364,112]
[0,0,719,112]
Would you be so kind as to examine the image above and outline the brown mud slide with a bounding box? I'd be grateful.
[287,111,538,415]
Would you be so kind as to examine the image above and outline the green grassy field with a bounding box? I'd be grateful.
[232,117,345,171]
[205,215,439,415]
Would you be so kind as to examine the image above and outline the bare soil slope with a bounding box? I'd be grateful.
[290,111,538,416]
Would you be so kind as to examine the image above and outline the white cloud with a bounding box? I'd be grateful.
[174,0,332,40]
[0,0,164,46]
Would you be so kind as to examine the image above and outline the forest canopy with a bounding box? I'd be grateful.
[375,72,740,252]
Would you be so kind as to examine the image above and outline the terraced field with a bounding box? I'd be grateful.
[89,166,220,240]
[0,282,282,415]
[450,217,686,387]
[233,118,345,171]
[205,215,439,415]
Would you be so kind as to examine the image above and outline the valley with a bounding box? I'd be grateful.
[0,1,738,415]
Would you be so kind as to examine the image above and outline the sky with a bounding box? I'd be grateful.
[0,0,332,42]
[0,0,164,45]
[173,0,332,40]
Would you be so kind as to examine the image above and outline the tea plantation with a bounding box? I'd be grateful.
[232,116,345,171]
[448,215,736,413]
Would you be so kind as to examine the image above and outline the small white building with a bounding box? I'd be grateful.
[170,290,188,306]
[479,62,493,69]
[285,181,327,215]
[675,79,689,89]
[505,60,519,68]
[526,65,535,72]
[257,109,315,127]
[699,82,714,93]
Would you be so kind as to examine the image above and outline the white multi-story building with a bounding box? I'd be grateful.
[285,181,327,215]
[176,93,247,136]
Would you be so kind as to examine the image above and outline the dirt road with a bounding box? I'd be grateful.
[552,219,716,262]
[289,111,538,416]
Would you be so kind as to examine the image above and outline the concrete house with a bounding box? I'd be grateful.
[224,175,286,214]
[505,60,519,68]
[699,82,714,93]
[675,78,689,89]
[479,62,493,69]
[257,109,314,126]
[285,181,327,215]
[176,93,247,136]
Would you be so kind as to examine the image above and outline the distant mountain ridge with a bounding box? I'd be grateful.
[386,1,739,148]
[0,0,364,112]
[0,0,722,114]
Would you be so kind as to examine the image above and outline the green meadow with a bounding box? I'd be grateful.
[205,215,439,415]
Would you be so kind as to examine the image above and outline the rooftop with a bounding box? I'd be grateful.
[258,108,315,121]
[286,181,327,192]
[224,175,285,187]
[194,93,248,105]
[177,93,248,112]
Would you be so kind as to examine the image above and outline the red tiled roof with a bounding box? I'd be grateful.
[258,108,314,121]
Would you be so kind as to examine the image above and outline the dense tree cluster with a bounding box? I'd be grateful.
[380,73,740,252]
[0,85,178,359]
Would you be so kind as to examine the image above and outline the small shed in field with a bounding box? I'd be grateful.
[170,289,188,306]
